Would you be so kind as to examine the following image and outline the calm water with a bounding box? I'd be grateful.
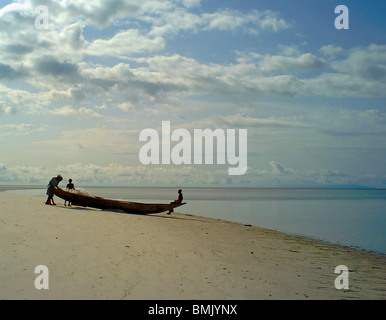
[5,187,386,254]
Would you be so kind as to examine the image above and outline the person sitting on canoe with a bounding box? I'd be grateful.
[45,175,63,206]
[168,189,183,214]
[170,189,183,204]
[64,178,76,207]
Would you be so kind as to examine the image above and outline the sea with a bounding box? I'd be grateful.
[4,186,386,254]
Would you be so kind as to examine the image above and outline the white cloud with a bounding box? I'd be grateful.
[131,54,305,99]
[50,105,78,116]
[0,163,45,183]
[117,101,134,112]
[202,9,290,35]
[86,29,165,57]
[50,0,142,27]
[203,10,251,32]
[0,160,381,187]
[78,106,103,117]
[320,45,343,58]
[0,2,31,17]
[176,113,310,131]
[331,44,386,82]
[50,105,102,117]
[259,53,325,72]
[146,6,203,37]
[143,6,290,37]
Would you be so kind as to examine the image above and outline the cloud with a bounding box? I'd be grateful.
[0,63,25,80]
[0,84,48,114]
[256,10,291,32]
[22,43,382,113]
[63,22,86,51]
[3,43,34,56]
[145,6,203,37]
[203,10,255,33]
[300,44,386,97]
[0,2,31,17]
[78,107,103,117]
[50,105,102,117]
[316,108,386,137]
[143,5,291,37]
[22,0,142,28]
[331,44,386,82]
[0,163,46,183]
[117,101,134,112]
[177,113,311,132]
[0,160,380,187]
[0,123,47,141]
[320,45,343,58]
[264,161,365,187]
[0,123,34,131]
[130,54,305,100]
[259,53,325,73]
[202,9,290,34]
[270,161,292,176]
[33,127,139,159]
[0,162,203,185]
[49,105,77,116]
[86,29,165,57]
[68,0,141,26]
[34,56,80,79]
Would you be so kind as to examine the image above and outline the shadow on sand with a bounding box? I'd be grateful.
[54,202,204,223]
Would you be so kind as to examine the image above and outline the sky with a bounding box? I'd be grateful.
[0,0,385,187]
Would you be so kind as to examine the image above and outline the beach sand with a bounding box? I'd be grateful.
[0,191,385,300]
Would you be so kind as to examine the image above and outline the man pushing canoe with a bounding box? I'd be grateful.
[45,174,63,206]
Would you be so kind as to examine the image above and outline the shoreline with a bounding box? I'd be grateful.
[1,185,385,256]
[0,185,45,191]
[1,184,385,192]
[0,192,385,299]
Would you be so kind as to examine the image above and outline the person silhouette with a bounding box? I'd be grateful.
[64,179,76,206]
[168,189,183,215]
[45,175,63,205]
[176,189,183,204]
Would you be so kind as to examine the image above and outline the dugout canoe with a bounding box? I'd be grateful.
[51,187,186,214]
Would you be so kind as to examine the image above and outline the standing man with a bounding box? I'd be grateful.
[64,178,76,206]
[45,174,63,205]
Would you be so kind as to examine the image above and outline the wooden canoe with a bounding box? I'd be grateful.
[51,187,186,214]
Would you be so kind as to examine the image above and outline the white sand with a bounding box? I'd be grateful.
[0,192,385,300]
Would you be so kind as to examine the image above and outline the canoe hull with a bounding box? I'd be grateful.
[51,187,186,214]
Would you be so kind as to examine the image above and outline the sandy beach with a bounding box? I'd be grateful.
[0,191,385,300]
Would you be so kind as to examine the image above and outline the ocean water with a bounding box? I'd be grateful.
[5,187,386,254]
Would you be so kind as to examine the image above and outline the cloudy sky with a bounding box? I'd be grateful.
[0,0,385,187]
